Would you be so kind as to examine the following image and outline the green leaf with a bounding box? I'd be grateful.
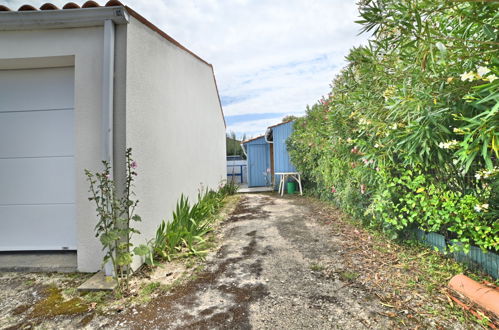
[133,244,150,257]
[116,252,133,266]
[483,24,496,40]
[100,231,119,246]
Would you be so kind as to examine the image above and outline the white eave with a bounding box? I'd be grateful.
[0,6,129,31]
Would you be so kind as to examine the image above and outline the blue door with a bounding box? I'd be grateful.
[247,144,270,187]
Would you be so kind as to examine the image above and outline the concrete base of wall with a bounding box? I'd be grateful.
[77,271,116,291]
[0,251,77,273]
[238,184,273,193]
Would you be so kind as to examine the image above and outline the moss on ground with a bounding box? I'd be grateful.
[30,287,89,318]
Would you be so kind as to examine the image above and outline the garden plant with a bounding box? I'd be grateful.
[151,181,238,262]
[85,148,149,294]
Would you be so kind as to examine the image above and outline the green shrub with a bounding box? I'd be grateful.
[288,0,498,252]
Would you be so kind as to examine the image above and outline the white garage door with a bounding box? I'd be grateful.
[0,67,76,251]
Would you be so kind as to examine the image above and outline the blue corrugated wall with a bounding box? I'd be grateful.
[272,121,297,174]
[244,137,271,187]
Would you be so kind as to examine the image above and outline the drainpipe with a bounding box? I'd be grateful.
[102,19,115,171]
[102,19,115,277]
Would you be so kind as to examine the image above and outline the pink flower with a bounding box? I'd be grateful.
[106,174,111,180]
[360,184,367,195]
[331,186,337,193]
[351,146,360,154]
[131,161,137,169]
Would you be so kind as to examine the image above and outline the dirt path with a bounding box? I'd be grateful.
[103,193,400,329]
[2,193,479,329]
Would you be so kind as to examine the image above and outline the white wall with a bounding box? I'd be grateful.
[0,27,106,272]
[0,15,226,272]
[125,16,226,269]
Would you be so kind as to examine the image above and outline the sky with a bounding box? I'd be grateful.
[4,0,368,138]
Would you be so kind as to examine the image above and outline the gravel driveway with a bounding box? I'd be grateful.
[107,193,397,329]
[3,193,477,329]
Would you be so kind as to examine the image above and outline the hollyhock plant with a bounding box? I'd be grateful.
[85,148,148,294]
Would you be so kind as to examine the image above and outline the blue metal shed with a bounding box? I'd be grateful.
[242,136,271,187]
[241,120,297,188]
[268,121,297,175]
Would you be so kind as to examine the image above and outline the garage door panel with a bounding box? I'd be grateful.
[0,67,74,112]
[0,66,75,251]
[0,110,74,158]
[0,204,76,250]
[0,157,75,205]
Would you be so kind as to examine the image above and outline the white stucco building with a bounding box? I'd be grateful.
[0,1,227,272]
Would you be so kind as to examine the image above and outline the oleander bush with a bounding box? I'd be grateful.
[288,0,498,252]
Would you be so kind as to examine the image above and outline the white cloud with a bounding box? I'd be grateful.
[4,0,368,136]
[227,117,285,140]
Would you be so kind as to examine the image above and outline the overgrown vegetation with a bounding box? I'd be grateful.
[288,0,498,254]
[151,181,239,262]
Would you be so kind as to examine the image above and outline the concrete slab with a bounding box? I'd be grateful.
[0,251,77,273]
[77,271,116,292]
[237,184,274,193]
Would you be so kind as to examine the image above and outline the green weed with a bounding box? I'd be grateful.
[309,263,325,271]
[81,291,110,304]
[140,282,160,296]
[339,270,359,282]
